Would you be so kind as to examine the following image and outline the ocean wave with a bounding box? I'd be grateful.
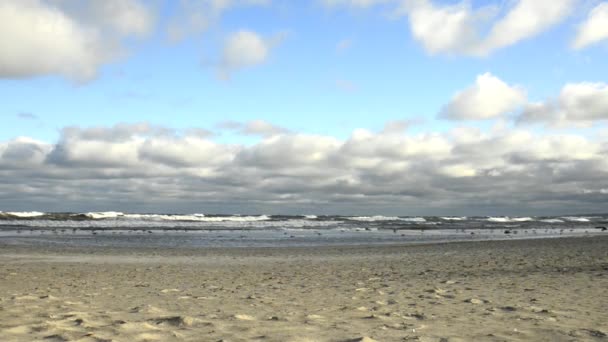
[124,214,206,221]
[84,212,125,219]
[561,216,590,222]
[0,217,335,229]
[486,217,533,223]
[539,219,565,223]
[0,211,46,218]
[346,216,426,222]
[440,216,467,221]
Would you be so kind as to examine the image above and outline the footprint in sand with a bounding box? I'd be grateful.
[148,316,196,327]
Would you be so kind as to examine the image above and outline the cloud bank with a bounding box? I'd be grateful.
[1,122,607,215]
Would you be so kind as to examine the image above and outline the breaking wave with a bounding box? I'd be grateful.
[346,216,426,222]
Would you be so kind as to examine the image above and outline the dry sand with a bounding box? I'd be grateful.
[1,236,607,341]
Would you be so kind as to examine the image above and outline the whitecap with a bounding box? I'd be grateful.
[84,212,124,219]
[400,217,427,222]
[540,219,565,223]
[348,216,426,222]
[486,217,511,223]
[3,211,46,218]
[440,217,467,221]
[561,216,590,222]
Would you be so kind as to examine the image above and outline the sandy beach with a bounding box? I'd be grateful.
[1,236,607,342]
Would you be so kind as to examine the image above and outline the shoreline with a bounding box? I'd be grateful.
[0,234,606,258]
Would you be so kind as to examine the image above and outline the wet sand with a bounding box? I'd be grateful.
[1,236,607,341]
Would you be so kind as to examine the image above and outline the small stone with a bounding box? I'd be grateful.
[467,298,484,305]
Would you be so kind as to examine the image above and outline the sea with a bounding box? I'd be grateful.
[0,211,606,249]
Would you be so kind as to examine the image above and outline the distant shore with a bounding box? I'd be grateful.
[1,236,607,341]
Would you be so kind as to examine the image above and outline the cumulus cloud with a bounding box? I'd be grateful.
[572,2,608,49]
[441,75,608,125]
[166,0,270,42]
[1,122,608,214]
[0,0,155,81]
[440,73,527,120]
[400,0,487,55]
[518,82,608,126]
[216,30,286,79]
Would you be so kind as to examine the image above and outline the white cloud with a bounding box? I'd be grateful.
[519,82,608,125]
[0,0,155,81]
[440,73,527,120]
[400,0,575,56]
[402,0,486,55]
[441,76,608,126]
[572,2,608,49]
[139,137,235,167]
[217,30,286,79]
[479,0,575,55]
[326,0,574,56]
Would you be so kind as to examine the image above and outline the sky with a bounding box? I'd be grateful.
[1,0,608,215]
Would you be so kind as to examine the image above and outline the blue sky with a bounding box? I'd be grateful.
[3,0,606,142]
[1,0,608,214]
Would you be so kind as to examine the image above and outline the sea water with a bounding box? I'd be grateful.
[0,211,606,248]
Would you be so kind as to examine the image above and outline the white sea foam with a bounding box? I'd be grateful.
[123,214,207,221]
[540,219,565,223]
[157,215,271,222]
[511,217,533,222]
[561,216,590,222]
[0,217,330,229]
[440,216,467,221]
[304,215,318,219]
[400,217,427,222]
[348,216,426,222]
[486,217,511,223]
[84,213,270,222]
[486,217,533,223]
[3,211,46,218]
[84,212,125,219]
